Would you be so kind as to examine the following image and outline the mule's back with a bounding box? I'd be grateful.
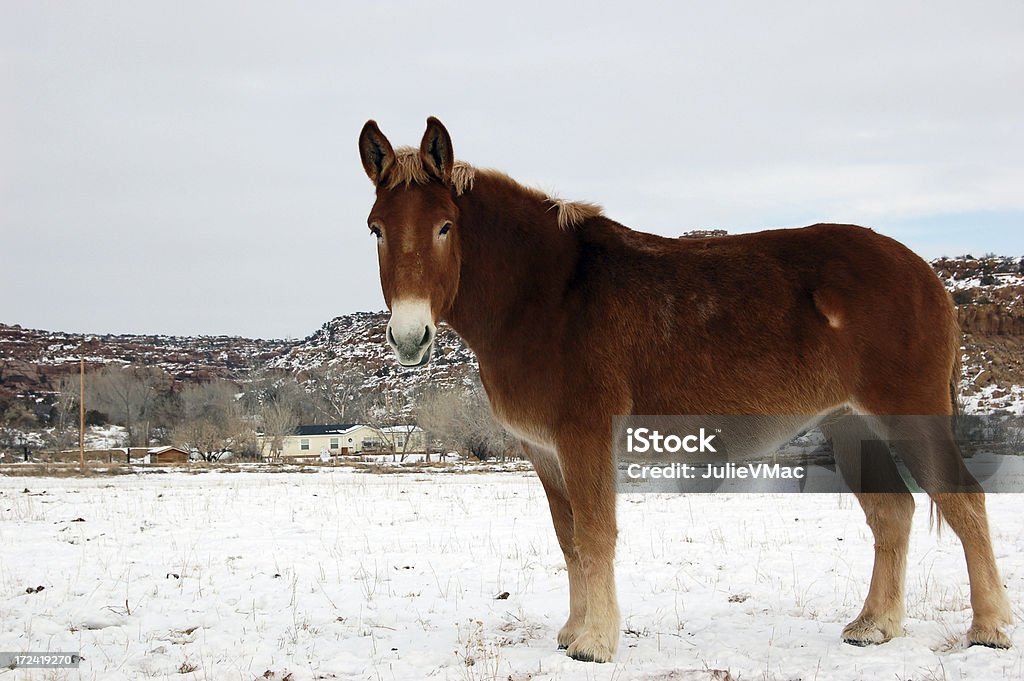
[570,222,958,417]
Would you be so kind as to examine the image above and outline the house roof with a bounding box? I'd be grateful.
[148,446,189,455]
[294,424,362,436]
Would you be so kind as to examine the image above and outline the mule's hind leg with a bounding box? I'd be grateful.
[870,415,1013,648]
[524,443,588,648]
[929,491,1013,647]
[826,419,914,645]
[843,493,914,644]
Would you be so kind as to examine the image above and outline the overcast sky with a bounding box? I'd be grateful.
[2,1,1022,338]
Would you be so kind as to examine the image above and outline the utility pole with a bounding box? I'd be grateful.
[79,353,85,473]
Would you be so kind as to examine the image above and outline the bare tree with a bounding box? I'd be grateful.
[460,387,516,460]
[259,401,299,459]
[0,399,38,453]
[416,388,462,450]
[46,374,81,454]
[303,365,372,424]
[416,383,516,460]
[171,380,249,459]
[90,365,169,446]
[240,369,303,459]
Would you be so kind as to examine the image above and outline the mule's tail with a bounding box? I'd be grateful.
[949,336,963,422]
[930,311,964,535]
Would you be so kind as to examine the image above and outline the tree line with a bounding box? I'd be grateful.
[0,363,516,460]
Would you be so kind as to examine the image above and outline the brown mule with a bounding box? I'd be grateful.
[357,117,1013,661]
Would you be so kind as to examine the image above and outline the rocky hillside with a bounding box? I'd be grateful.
[267,311,479,395]
[932,255,1024,413]
[0,313,480,405]
[2,254,1022,413]
[0,327,294,399]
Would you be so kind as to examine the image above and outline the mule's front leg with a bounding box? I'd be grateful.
[557,429,620,663]
[526,446,588,648]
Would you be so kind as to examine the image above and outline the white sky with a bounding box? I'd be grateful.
[2,1,1022,338]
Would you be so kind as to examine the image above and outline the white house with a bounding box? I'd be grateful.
[261,424,426,459]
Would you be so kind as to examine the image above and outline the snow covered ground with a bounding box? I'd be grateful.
[1,470,1022,681]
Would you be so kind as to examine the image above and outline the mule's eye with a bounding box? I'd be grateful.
[369,223,382,239]
[438,222,451,237]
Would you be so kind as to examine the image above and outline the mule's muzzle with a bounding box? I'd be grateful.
[387,320,436,367]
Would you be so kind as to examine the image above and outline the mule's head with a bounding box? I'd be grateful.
[359,117,461,367]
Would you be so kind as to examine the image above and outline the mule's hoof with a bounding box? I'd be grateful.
[566,629,617,663]
[842,617,894,646]
[968,623,1012,649]
[557,620,583,649]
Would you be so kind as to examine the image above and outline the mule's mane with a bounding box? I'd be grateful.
[385,147,603,229]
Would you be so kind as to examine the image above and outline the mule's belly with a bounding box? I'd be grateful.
[616,408,847,465]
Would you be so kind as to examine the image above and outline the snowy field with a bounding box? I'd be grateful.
[1,470,1022,681]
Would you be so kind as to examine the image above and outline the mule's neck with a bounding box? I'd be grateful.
[445,174,581,361]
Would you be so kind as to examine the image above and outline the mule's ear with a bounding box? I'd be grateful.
[419,116,454,183]
[359,120,395,186]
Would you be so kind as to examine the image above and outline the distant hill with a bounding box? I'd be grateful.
[2,255,1022,413]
